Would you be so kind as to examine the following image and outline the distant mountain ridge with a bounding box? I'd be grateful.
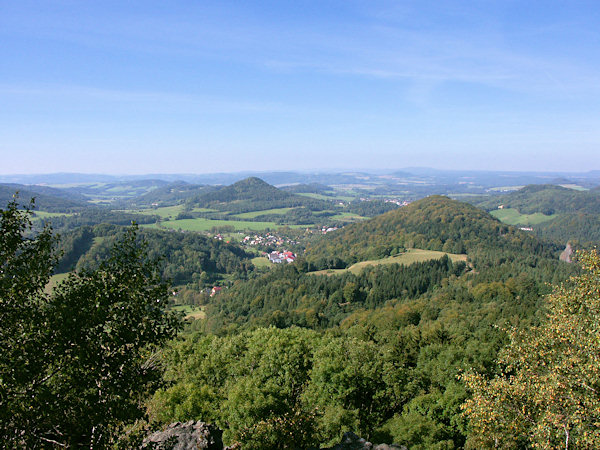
[0,184,89,212]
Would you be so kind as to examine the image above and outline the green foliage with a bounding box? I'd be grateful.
[0,199,181,448]
[462,250,600,449]
[204,255,466,331]
[0,184,88,212]
[188,177,333,215]
[65,225,254,287]
[306,196,551,268]
[535,212,600,246]
[475,184,600,215]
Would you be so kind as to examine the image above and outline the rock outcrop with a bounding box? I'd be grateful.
[142,421,223,449]
[142,422,403,450]
[321,431,407,450]
[560,242,573,263]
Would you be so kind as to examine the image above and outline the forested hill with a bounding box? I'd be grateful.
[56,225,254,286]
[122,181,215,207]
[474,184,600,214]
[188,177,332,213]
[0,184,89,212]
[305,195,551,267]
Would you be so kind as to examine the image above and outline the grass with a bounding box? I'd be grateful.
[251,256,273,268]
[232,207,294,219]
[329,212,367,222]
[559,184,588,191]
[310,249,467,276]
[490,208,555,226]
[297,193,356,202]
[158,218,283,232]
[45,272,69,293]
[126,205,185,218]
[33,211,73,218]
[170,304,206,320]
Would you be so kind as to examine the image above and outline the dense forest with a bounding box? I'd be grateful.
[2,184,599,448]
[155,197,580,448]
[56,225,255,287]
[305,196,554,268]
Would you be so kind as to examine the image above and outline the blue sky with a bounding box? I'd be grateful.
[1,0,599,174]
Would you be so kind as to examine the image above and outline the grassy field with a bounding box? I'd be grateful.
[127,205,185,218]
[233,207,294,219]
[45,272,69,293]
[310,249,467,276]
[251,256,273,268]
[159,218,283,232]
[490,208,555,226]
[170,304,206,320]
[297,192,355,202]
[33,211,74,218]
[329,212,367,222]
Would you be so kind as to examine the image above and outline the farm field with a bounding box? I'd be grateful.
[329,212,367,222]
[297,192,355,202]
[170,304,206,320]
[232,207,294,218]
[310,249,467,276]
[45,272,69,293]
[490,208,555,225]
[157,217,301,232]
[33,211,73,218]
[251,256,272,268]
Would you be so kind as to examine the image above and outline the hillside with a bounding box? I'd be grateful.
[305,195,551,267]
[474,184,600,215]
[55,225,254,288]
[123,181,215,207]
[470,185,600,245]
[0,184,89,212]
[203,196,567,333]
[188,177,333,214]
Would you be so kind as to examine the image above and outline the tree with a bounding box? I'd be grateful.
[0,198,181,448]
[462,250,600,449]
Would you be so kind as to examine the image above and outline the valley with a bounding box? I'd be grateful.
[2,170,600,448]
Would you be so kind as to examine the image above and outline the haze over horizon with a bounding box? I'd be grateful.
[2,1,600,174]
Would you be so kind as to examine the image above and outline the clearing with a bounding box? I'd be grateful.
[310,249,467,276]
[490,208,555,226]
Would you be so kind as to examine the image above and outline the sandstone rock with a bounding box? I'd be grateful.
[322,431,407,450]
[142,420,223,449]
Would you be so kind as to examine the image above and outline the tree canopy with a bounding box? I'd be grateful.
[462,250,600,449]
[0,198,181,448]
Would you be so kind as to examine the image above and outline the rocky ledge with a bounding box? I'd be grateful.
[142,421,406,450]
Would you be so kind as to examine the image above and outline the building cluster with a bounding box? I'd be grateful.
[385,199,411,206]
[242,233,299,248]
[265,250,296,264]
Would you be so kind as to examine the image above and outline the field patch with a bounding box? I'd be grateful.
[310,249,467,276]
[329,212,367,222]
[490,208,555,225]
[233,207,294,219]
[171,304,206,320]
[45,272,69,293]
[251,256,273,268]
[159,218,283,232]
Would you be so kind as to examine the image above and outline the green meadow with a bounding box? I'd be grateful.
[490,208,555,226]
[33,211,73,218]
[310,249,467,276]
[232,207,294,219]
[158,218,282,232]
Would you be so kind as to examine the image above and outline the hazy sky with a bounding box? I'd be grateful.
[1,0,600,174]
